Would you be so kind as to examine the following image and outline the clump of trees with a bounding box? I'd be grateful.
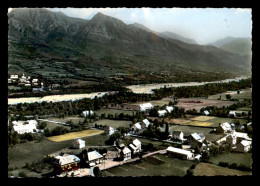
[218,162,252,172]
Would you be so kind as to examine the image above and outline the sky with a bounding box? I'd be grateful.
[8,8,252,44]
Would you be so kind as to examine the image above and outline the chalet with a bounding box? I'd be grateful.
[81,110,94,117]
[172,130,184,141]
[139,103,154,112]
[142,119,151,128]
[216,122,233,134]
[235,140,252,153]
[105,126,115,136]
[53,154,80,175]
[131,122,142,133]
[12,120,38,134]
[204,110,210,116]
[158,110,167,117]
[86,150,104,167]
[229,111,237,117]
[71,138,85,149]
[166,146,194,160]
[166,106,174,113]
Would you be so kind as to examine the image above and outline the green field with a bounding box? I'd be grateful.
[92,119,131,128]
[207,117,248,127]
[39,120,71,131]
[103,154,194,176]
[208,152,252,168]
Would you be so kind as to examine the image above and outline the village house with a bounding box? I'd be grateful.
[71,138,85,149]
[226,132,251,146]
[166,106,174,113]
[158,110,167,117]
[131,122,142,133]
[235,140,252,153]
[216,122,233,134]
[105,126,115,136]
[204,110,210,116]
[189,133,205,143]
[120,147,131,161]
[142,119,151,128]
[139,103,154,112]
[81,110,94,117]
[129,139,141,155]
[53,154,80,175]
[86,150,104,167]
[12,120,38,134]
[172,130,184,141]
[166,146,194,160]
[229,111,237,117]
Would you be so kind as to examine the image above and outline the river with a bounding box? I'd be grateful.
[8,76,250,105]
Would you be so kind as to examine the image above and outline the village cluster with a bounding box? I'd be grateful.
[8,73,44,91]
[8,100,252,177]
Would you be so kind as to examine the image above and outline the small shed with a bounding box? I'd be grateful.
[204,110,210,116]
[166,106,174,113]
[158,110,167,117]
[142,119,150,128]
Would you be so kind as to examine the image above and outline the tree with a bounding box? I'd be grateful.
[93,166,101,177]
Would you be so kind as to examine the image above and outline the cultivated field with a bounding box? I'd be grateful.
[207,88,251,101]
[191,116,216,121]
[47,129,103,142]
[176,98,237,112]
[193,163,251,176]
[92,119,131,128]
[208,152,252,168]
[103,154,194,176]
[149,98,174,106]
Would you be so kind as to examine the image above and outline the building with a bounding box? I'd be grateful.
[129,139,141,154]
[158,110,167,117]
[229,111,237,117]
[172,130,184,141]
[86,150,104,167]
[32,87,43,92]
[12,120,38,134]
[235,140,252,153]
[216,122,233,134]
[131,122,142,132]
[139,103,154,112]
[71,138,85,149]
[166,106,174,113]
[53,154,80,175]
[10,75,18,79]
[189,133,205,143]
[166,146,194,160]
[142,119,151,128]
[81,110,94,117]
[204,110,210,116]
[105,126,115,136]
[120,147,131,161]
[226,132,250,146]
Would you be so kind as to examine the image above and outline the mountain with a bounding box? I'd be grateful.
[207,36,238,48]
[219,38,252,56]
[8,8,251,84]
[130,22,155,33]
[158,31,198,45]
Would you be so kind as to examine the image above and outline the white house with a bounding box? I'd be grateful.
[139,103,153,112]
[82,110,94,117]
[12,120,38,134]
[121,147,131,161]
[105,126,115,136]
[10,75,18,79]
[172,130,184,141]
[216,122,233,134]
[204,110,210,116]
[131,122,142,132]
[166,146,194,160]
[132,139,141,152]
[142,119,150,128]
[235,140,252,153]
[166,106,174,113]
[158,110,167,117]
[229,111,237,117]
[86,151,104,166]
[72,138,85,149]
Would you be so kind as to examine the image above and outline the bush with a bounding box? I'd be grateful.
[18,171,27,178]
[237,164,252,172]
[186,168,193,176]
[229,163,238,169]
[219,161,229,167]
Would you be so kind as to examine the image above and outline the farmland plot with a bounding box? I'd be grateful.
[92,119,131,128]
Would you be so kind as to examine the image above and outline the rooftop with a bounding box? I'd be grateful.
[166,146,193,156]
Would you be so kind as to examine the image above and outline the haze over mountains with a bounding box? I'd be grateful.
[8,8,251,84]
